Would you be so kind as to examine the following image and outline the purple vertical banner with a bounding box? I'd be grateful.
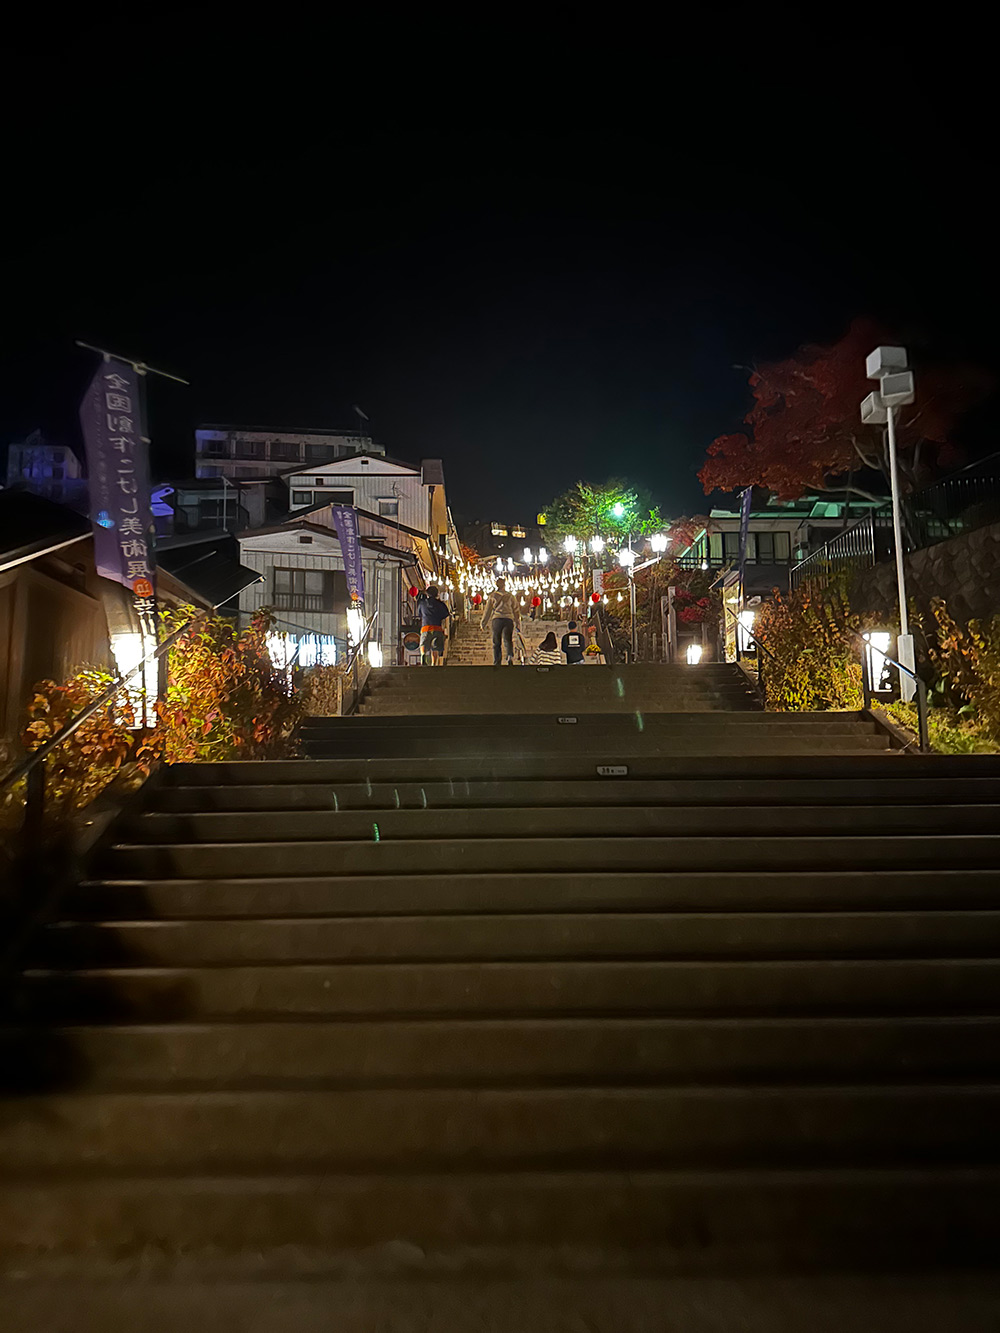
[79,358,157,621]
[330,504,365,605]
[737,486,753,588]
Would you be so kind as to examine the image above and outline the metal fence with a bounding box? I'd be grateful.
[790,454,1000,592]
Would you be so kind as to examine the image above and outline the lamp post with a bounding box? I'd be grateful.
[861,346,916,701]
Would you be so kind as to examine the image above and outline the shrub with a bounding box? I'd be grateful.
[754,575,872,712]
[926,599,1000,742]
[156,607,301,762]
[299,663,348,717]
[20,667,155,816]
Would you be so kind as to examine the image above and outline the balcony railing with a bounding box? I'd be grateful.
[273,593,327,613]
[790,453,1000,592]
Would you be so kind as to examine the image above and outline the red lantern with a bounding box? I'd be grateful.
[591,592,601,603]
[408,586,419,598]
[531,596,541,607]
[472,593,482,605]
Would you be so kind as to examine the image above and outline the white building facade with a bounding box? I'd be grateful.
[238,522,411,666]
[195,426,385,482]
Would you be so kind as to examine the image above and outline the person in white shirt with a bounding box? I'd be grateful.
[480,579,522,666]
[530,631,562,665]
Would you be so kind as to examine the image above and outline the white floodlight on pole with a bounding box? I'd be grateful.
[864,346,917,700]
[650,532,668,553]
[563,535,579,554]
[590,535,605,554]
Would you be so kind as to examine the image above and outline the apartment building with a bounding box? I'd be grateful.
[194,425,385,482]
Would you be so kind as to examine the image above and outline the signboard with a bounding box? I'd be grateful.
[597,765,629,776]
[330,504,365,605]
[593,568,604,595]
[79,357,156,624]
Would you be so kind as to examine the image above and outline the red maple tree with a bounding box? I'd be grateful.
[699,318,991,500]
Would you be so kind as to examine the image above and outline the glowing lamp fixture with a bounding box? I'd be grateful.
[563,535,579,554]
[611,502,626,519]
[686,643,703,665]
[538,548,549,564]
[864,630,893,693]
[650,532,668,553]
[346,606,365,644]
[617,547,636,568]
[523,547,533,563]
[590,535,605,554]
[368,641,383,668]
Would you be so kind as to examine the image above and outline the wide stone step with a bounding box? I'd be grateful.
[98,834,1000,878]
[304,714,853,735]
[33,910,1000,967]
[9,1079,1000,1180]
[301,735,890,756]
[4,1168,1000,1267]
[122,804,1000,844]
[21,957,1000,1021]
[7,1015,1000,1090]
[167,754,1000,785]
[151,776,1000,812]
[75,871,1000,919]
[6,1084,1000,1175]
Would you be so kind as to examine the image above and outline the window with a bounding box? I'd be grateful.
[235,439,266,458]
[291,490,313,506]
[326,490,353,505]
[51,467,64,480]
[377,498,399,519]
[270,441,301,462]
[306,443,337,461]
[723,532,740,560]
[198,465,223,478]
[200,438,228,456]
[273,567,329,612]
[748,532,792,563]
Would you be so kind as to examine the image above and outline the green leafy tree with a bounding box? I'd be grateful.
[542,480,662,542]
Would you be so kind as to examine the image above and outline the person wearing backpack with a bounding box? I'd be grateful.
[561,621,585,665]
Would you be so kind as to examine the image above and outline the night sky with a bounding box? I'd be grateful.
[4,95,996,523]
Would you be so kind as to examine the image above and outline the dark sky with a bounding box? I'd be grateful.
[4,88,996,523]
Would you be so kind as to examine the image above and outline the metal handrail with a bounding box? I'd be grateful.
[0,595,246,828]
[856,631,930,753]
[724,606,775,661]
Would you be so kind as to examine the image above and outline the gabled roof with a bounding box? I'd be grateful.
[0,490,90,572]
[294,496,429,541]
[278,452,419,478]
[237,518,411,560]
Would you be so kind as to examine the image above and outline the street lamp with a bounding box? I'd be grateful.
[523,547,533,564]
[590,535,605,554]
[862,345,916,700]
[611,502,626,519]
[537,547,548,564]
[650,532,668,553]
[563,535,579,554]
[618,547,639,659]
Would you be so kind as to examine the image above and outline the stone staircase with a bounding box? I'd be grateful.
[360,661,765,715]
[445,617,578,666]
[5,701,1000,1299]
